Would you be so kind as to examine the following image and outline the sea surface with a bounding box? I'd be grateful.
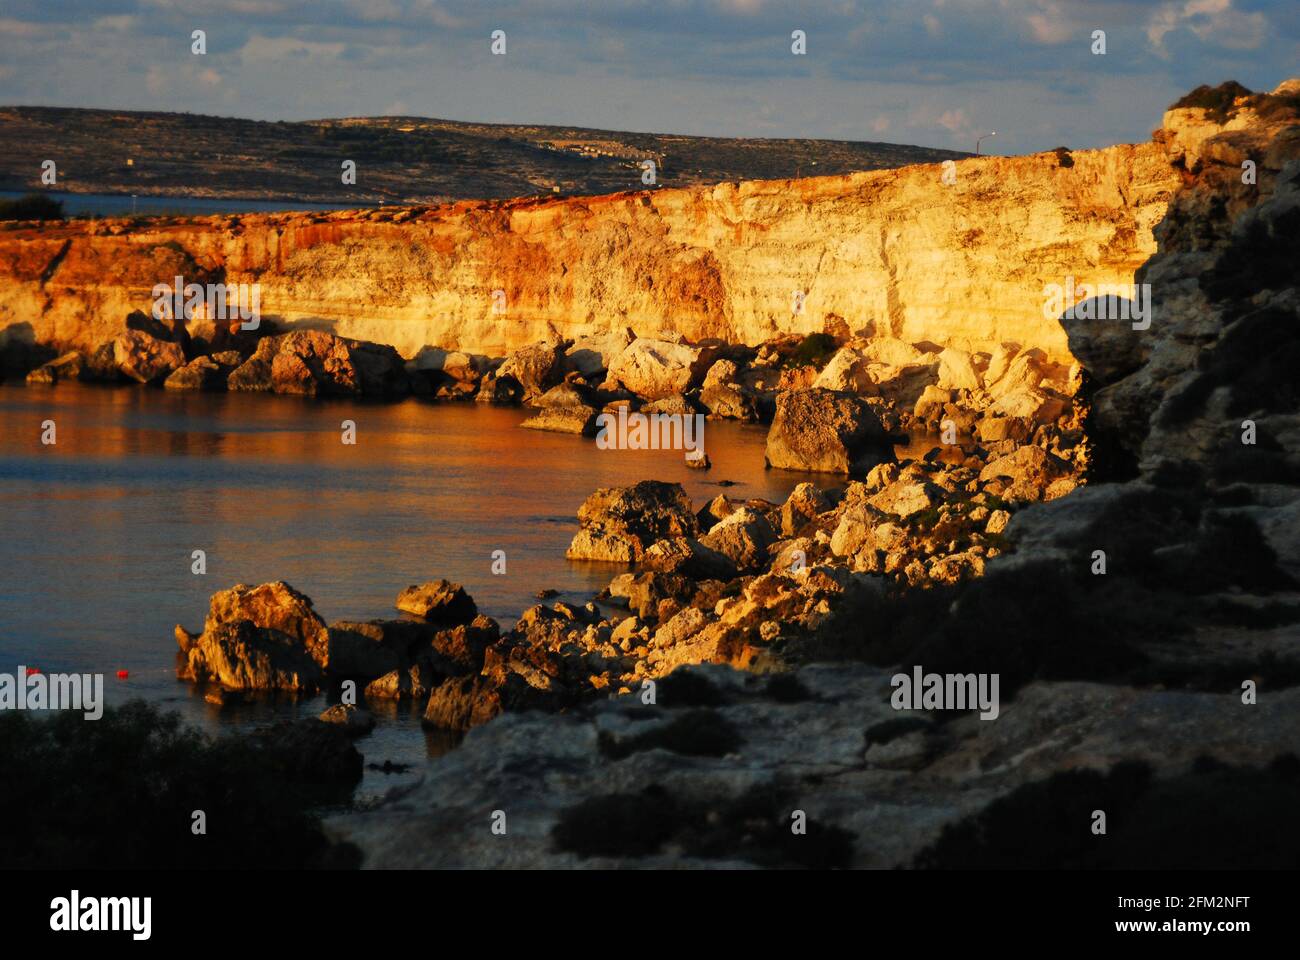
[0,189,359,218]
[0,382,822,801]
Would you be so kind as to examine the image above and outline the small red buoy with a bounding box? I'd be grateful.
[117,670,129,680]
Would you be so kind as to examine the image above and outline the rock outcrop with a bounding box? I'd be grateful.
[175,581,329,693]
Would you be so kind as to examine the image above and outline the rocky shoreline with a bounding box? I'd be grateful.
[4,79,1299,867]
[325,80,1300,866]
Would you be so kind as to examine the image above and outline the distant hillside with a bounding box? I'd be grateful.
[0,106,970,204]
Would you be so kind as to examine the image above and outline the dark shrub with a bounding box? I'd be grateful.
[787,332,839,369]
[0,193,64,222]
[916,755,1300,869]
[1171,81,1254,123]
[0,700,359,869]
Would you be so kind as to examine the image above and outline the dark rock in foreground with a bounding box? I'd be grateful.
[327,662,1300,868]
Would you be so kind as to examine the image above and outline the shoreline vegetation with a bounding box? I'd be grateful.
[4,80,1300,868]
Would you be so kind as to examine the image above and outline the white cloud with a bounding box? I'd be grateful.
[239,35,347,63]
[1024,1,1073,45]
[1147,0,1266,58]
[937,108,969,132]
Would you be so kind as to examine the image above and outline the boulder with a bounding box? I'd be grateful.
[519,383,599,435]
[765,389,893,475]
[700,382,758,420]
[779,482,832,535]
[984,343,1020,385]
[610,571,695,619]
[989,387,1068,422]
[977,416,1032,443]
[606,338,716,400]
[326,619,435,679]
[913,384,953,421]
[566,328,634,376]
[318,703,376,736]
[813,348,877,394]
[163,355,227,391]
[980,446,1072,501]
[936,347,982,391]
[700,506,779,571]
[195,579,330,667]
[423,674,505,731]
[868,477,939,519]
[642,537,739,581]
[25,351,85,385]
[84,342,124,382]
[227,330,404,397]
[175,618,324,693]
[830,507,875,558]
[113,330,186,384]
[474,369,523,404]
[497,341,565,402]
[395,580,478,624]
[566,481,699,563]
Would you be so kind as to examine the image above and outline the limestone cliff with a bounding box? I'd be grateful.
[0,142,1176,364]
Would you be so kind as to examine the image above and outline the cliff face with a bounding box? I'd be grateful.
[0,142,1176,363]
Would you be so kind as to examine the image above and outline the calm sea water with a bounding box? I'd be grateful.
[0,382,820,800]
[0,189,359,218]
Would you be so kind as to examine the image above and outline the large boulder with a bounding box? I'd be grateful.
[606,338,716,400]
[113,330,186,384]
[206,581,329,656]
[565,328,634,376]
[325,619,436,679]
[765,389,893,475]
[496,341,565,403]
[566,481,699,563]
[936,347,982,392]
[395,580,478,624]
[813,348,877,394]
[164,355,227,391]
[25,351,86,385]
[779,482,832,535]
[228,330,404,397]
[980,445,1072,501]
[175,620,324,693]
[519,383,599,435]
[642,537,739,580]
[175,581,330,692]
[699,506,779,571]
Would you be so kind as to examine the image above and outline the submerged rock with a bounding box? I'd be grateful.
[319,703,376,736]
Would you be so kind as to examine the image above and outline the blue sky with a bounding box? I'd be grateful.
[1,0,1296,153]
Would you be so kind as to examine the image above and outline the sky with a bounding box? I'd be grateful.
[0,0,1296,154]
